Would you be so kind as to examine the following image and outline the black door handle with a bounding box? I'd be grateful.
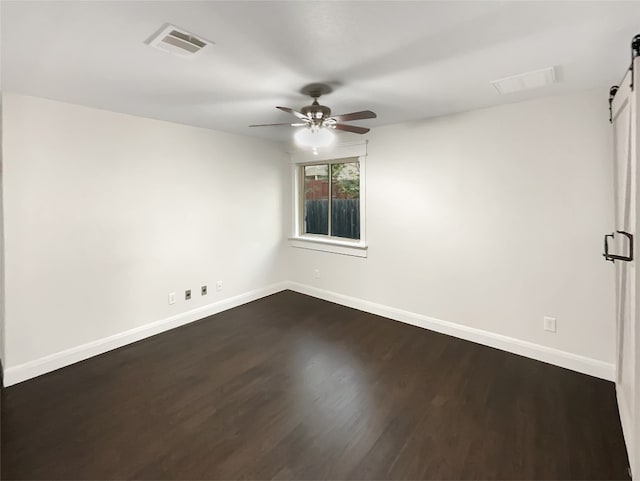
[603,231,634,262]
[603,233,615,262]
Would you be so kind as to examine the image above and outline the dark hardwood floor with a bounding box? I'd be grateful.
[1,290,629,480]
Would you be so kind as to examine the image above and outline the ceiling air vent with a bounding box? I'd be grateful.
[146,24,210,58]
[491,67,556,95]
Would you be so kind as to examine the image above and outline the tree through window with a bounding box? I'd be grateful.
[303,159,360,240]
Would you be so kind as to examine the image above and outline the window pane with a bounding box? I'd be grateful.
[303,164,329,235]
[331,162,360,239]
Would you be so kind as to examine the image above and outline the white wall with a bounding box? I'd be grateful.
[2,90,617,383]
[0,91,5,371]
[2,93,288,369]
[288,90,616,366]
[0,3,5,375]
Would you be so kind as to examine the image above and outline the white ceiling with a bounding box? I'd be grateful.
[2,1,639,142]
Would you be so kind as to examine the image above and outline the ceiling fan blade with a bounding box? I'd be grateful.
[334,124,370,134]
[276,106,308,120]
[331,110,377,122]
[249,122,306,127]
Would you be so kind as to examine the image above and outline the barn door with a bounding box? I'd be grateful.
[608,58,638,478]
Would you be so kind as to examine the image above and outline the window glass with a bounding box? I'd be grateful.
[303,164,329,235]
[331,162,360,239]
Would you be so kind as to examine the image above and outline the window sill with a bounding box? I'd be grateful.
[288,236,368,257]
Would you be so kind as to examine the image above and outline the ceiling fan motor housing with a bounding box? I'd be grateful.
[301,100,331,122]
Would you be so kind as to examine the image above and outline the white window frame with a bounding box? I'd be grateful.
[289,142,367,257]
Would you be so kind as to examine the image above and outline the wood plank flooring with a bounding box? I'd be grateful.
[1,290,630,480]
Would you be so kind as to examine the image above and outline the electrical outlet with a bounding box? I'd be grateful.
[314,269,320,279]
[543,316,556,333]
[216,280,223,292]
[185,289,191,300]
[201,285,207,296]
[168,292,176,305]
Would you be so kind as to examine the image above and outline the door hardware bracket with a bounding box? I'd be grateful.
[609,85,619,123]
[630,33,640,91]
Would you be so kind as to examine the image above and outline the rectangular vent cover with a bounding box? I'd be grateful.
[147,24,210,57]
[491,67,556,95]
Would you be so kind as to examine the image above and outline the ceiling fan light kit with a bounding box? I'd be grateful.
[250,83,376,153]
[294,125,335,149]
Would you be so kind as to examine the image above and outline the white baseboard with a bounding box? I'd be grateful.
[3,282,289,387]
[286,282,615,381]
[4,280,615,387]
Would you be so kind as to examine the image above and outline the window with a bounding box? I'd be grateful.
[290,152,367,257]
[303,161,360,239]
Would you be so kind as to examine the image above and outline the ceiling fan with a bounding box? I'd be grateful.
[249,84,377,145]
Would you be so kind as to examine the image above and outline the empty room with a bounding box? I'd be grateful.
[1,1,640,479]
